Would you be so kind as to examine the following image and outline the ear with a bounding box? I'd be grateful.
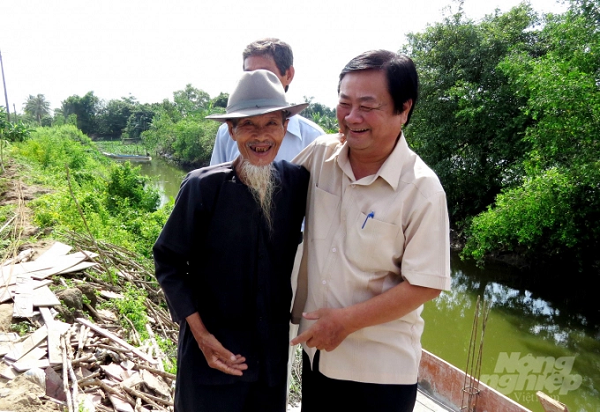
[282,66,295,89]
[283,118,290,135]
[400,99,413,124]
[227,121,236,141]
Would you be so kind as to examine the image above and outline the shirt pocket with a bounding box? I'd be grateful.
[310,187,340,240]
[345,211,400,273]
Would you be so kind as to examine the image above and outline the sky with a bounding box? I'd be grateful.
[0,0,568,113]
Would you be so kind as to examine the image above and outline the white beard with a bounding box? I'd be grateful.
[239,159,276,230]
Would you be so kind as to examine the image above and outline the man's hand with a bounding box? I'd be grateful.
[290,308,352,352]
[186,312,247,376]
[196,332,248,376]
[289,283,443,352]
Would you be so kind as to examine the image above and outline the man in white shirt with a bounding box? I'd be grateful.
[210,38,324,165]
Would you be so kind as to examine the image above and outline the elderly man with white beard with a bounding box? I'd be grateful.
[153,69,309,412]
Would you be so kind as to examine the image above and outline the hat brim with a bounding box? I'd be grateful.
[206,103,309,122]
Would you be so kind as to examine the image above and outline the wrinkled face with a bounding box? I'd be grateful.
[228,112,288,166]
[337,70,410,161]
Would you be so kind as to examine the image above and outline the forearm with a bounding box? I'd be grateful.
[340,281,441,334]
[186,312,211,343]
[292,280,442,350]
[185,312,248,375]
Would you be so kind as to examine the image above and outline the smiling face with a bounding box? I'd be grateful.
[227,111,288,166]
[337,70,411,164]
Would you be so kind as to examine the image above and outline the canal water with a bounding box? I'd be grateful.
[139,157,599,412]
[137,157,192,207]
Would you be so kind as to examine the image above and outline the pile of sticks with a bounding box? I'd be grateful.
[0,234,179,412]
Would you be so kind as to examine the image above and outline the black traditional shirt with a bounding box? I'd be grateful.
[153,160,308,391]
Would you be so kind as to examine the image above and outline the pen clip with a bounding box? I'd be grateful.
[362,211,375,229]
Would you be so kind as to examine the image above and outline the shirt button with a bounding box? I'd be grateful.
[332,247,337,253]
[322,280,327,285]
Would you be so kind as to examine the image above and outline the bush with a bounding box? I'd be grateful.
[105,162,159,214]
[142,112,219,167]
[462,166,600,267]
[14,125,169,258]
[16,125,97,171]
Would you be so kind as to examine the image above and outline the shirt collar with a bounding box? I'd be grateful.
[377,134,409,190]
[285,115,303,141]
[328,133,409,191]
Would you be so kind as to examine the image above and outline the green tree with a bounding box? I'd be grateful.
[211,92,229,108]
[173,84,211,118]
[141,86,222,166]
[52,107,78,127]
[60,91,101,136]
[403,4,541,226]
[142,111,218,167]
[0,106,30,142]
[462,0,600,270]
[23,94,51,125]
[123,104,157,139]
[97,96,138,139]
[303,96,337,133]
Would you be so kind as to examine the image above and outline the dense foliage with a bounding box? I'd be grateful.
[462,1,600,269]
[405,0,599,270]
[141,84,221,167]
[57,92,101,136]
[302,96,338,133]
[404,3,537,226]
[1,107,30,143]
[12,125,169,258]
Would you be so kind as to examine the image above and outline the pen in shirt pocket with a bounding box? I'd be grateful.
[361,211,375,229]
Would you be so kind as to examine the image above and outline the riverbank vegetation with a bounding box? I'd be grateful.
[9,124,169,258]
[403,0,599,274]
[3,0,598,277]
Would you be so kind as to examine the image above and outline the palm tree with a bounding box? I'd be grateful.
[24,94,51,125]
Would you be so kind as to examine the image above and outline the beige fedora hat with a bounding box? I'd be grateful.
[206,69,308,121]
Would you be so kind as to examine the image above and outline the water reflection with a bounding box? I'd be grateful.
[422,255,600,412]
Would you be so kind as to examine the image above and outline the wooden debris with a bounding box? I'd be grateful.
[76,318,157,365]
[31,285,61,307]
[12,291,34,318]
[0,239,176,411]
[1,247,34,266]
[35,241,73,261]
[537,391,570,412]
[4,325,48,362]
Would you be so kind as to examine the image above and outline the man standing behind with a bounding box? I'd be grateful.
[210,38,324,165]
[291,50,451,412]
